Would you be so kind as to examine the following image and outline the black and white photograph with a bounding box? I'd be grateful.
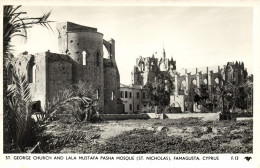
[1,1,260,167]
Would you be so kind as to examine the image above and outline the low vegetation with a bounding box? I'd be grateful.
[39,118,252,154]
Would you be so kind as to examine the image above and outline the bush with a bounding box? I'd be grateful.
[81,128,252,154]
[46,81,101,123]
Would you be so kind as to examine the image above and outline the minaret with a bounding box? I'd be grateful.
[163,46,166,60]
[161,45,167,71]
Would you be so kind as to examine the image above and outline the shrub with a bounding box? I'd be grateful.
[46,81,101,123]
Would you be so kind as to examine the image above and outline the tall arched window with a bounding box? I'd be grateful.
[96,51,100,66]
[28,63,36,83]
[27,56,36,83]
[96,89,100,100]
[7,65,14,85]
[82,51,87,65]
[111,91,114,100]
[192,79,197,85]
[203,79,208,84]
[151,61,155,71]
[215,78,219,84]
[141,62,145,71]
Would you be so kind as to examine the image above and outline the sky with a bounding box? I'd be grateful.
[11,6,253,85]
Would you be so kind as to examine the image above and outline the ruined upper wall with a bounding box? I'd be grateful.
[103,39,115,60]
[56,22,103,62]
[58,22,97,32]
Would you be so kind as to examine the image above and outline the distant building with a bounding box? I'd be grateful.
[119,84,139,113]
[121,48,248,113]
[171,62,248,112]
[120,49,176,113]
[131,49,176,86]
[7,22,124,114]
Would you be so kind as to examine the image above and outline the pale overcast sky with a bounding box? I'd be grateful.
[11,6,253,85]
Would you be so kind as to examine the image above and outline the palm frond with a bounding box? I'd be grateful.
[3,5,53,56]
[12,71,31,102]
[4,70,34,151]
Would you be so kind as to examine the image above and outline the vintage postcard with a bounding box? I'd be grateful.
[1,0,260,168]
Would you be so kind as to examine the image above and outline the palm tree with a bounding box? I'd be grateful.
[45,81,97,121]
[3,5,52,152]
[4,71,35,152]
[3,5,53,98]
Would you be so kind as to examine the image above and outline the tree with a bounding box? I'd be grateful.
[3,5,52,153]
[193,84,211,112]
[4,71,38,152]
[212,63,252,117]
[244,75,253,112]
[188,83,217,112]
[143,71,174,109]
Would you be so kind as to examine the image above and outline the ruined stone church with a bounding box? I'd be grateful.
[130,50,248,113]
[7,22,123,114]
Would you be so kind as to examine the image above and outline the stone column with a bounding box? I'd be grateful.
[208,71,213,98]
[174,74,179,95]
[185,71,190,93]
[196,72,201,87]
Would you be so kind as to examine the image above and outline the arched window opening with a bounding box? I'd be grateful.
[203,79,208,84]
[215,78,219,84]
[111,91,114,100]
[151,61,155,71]
[192,79,197,85]
[141,62,145,71]
[32,65,36,83]
[82,51,86,65]
[96,89,100,100]
[28,63,36,83]
[103,44,110,59]
[7,65,14,85]
[96,51,100,66]
[181,80,186,90]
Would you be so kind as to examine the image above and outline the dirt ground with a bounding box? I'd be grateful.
[43,118,253,153]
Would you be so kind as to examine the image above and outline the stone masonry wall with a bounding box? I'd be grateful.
[47,59,72,102]
[104,59,119,113]
[10,53,47,110]
[56,22,105,112]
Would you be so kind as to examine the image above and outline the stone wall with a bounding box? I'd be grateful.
[8,22,122,114]
[104,59,120,113]
[46,53,73,102]
[57,22,105,112]
[103,38,122,114]
[9,53,48,110]
[165,112,220,121]
[100,112,220,121]
[171,63,248,112]
[32,53,47,109]
[101,114,149,120]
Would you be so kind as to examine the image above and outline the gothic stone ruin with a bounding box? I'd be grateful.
[7,22,123,114]
[170,62,248,112]
[130,51,248,113]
